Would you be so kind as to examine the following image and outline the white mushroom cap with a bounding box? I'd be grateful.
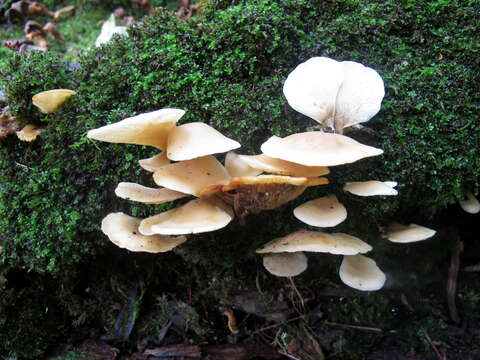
[139,197,234,235]
[225,152,262,177]
[256,229,372,255]
[339,255,386,291]
[384,223,436,243]
[16,124,41,142]
[261,132,383,167]
[32,89,76,114]
[101,212,186,253]
[459,191,480,214]
[293,194,347,227]
[344,181,398,196]
[139,152,170,172]
[283,57,344,124]
[153,155,231,196]
[87,108,185,149]
[238,154,329,177]
[263,252,308,277]
[115,182,188,204]
[166,122,241,161]
[334,61,385,131]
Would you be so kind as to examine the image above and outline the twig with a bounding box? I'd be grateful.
[463,263,480,272]
[288,277,305,314]
[247,316,305,335]
[447,239,463,323]
[421,327,445,360]
[323,321,383,333]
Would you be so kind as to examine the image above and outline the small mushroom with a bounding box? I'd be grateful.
[384,223,436,243]
[261,132,383,167]
[16,124,41,141]
[344,180,398,196]
[225,151,262,177]
[339,255,386,291]
[53,5,75,22]
[263,252,308,277]
[237,154,329,177]
[256,229,372,255]
[87,108,185,149]
[458,191,480,214]
[166,122,241,161]
[139,197,234,235]
[32,89,76,113]
[42,22,65,42]
[115,182,188,204]
[101,212,187,252]
[95,14,128,47]
[293,194,347,227]
[139,152,170,172]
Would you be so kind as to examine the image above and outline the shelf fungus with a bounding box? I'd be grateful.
[101,212,186,253]
[384,223,436,243]
[339,255,386,291]
[225,152,262,178]
[138,152,170,172]
[293,194,347,228]
[16,124,41,142]
[237,154,329,177]
[32,89,76,114]
[261,132,383,167]
[344,181,398,196]
[458,191,480,214]
[114,182,188,204]
[262,252,308,277]
[283,56,385,134]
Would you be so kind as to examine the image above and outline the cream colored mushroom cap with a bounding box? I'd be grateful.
[139,197,234,235]
[283,57,344,123]
[166,122,241,161]
[293,194,347,227]
[256,229,372,255]
[16,124,41,142]
[334,61,385,130]
[339,255,386,291]
[139,152,170,172]
[87,108,185,149]
[32,89,76,114]
[344,180,398,196]
[263,252,308,277]
[115,182,188,204]
[153,155,231,196]
[459,191,480,214]
[225,152,262,177]
[238,154,329,177]
[384,223,436,243]
[101,212,186,253]
[261,132,383,167]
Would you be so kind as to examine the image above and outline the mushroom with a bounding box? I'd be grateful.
[339,255,386,291]
[384,223,436,243]
[263,252,308,277]
[16,124,41,142]
[152,155,231,196]
[344,181,398,196]
[32,89,76,114]
[283,57,384,133]
[138,152,170,172]
[256,229,372,255]
[24,20,47,48]
[261,132,383,167]
[53,5,75,22]
[42,22,65,42]
[458,191,480,214]
[225,151,262,177]
[237,154,329,177]
[101,212,187,252]
[87,108,185,149]
[139,197,234,235]
[115,182,188,204]
[166,122,241,161]
[95,14,128,47]
[293,194,347,227]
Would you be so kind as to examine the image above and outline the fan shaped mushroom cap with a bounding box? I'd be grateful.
[344,180,398,196]
[139,152,170,172]
[256,229,372,255]
[261,132,383,167]
[87,108,185,149]
[263,252,308,277]
[101,212,186,252]
[238,154,329,177]
[293,194,347,227]
[225,152,262,177]
[115,182,188,204]
[459,191,480,214]
[283,57,344,124]
[384,223,436,243]
[153,155,231,196]
[32,89,76,114]
[139,197,234,235]
[339,255,386,291]
[16,124,41,142]
[166,122,241,161]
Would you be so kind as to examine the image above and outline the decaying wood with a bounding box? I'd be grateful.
[447,239,463,323]
[203,344,281,360]
[143,344,201,357]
